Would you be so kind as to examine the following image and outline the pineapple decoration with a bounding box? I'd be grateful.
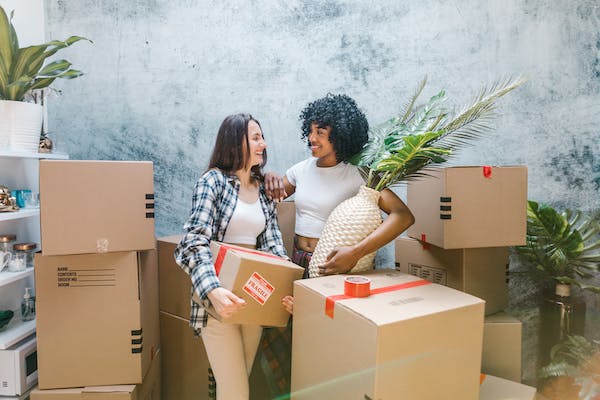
[307,76,527,278]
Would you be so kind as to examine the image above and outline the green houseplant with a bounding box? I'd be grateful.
[307,76,526,277]
[0,6,89,152]
[515,200,600,372]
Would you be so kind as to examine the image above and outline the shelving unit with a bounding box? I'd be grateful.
[0,150,69,350]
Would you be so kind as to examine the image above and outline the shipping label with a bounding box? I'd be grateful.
[243,272,274,305]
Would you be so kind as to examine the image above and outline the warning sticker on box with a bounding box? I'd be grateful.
[243,272,274,305]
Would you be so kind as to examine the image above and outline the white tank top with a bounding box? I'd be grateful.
[222,198,266,245]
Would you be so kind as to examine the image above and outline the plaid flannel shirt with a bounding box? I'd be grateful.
[174,168,288,334]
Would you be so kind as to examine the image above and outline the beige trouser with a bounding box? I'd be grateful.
[201,315,263,400]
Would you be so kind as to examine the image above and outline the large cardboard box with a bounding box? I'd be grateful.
[158,235,190,319]
[160,311,211,400]
[205,242,304,327]
[479,374,536,400]
[276,200,296,256]
[35,251,160,389]
[291,270,485,400]
[394,237,508,315]
[40,160,156,256]
[407,166,527,249]
[30,351,161,400]
[482,313,522,382]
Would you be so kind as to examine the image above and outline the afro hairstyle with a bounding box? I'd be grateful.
[299,93,369,162]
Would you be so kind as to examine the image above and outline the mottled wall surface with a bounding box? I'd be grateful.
[45,0,600,384]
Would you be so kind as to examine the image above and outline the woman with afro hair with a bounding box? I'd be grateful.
[259,93,414,399]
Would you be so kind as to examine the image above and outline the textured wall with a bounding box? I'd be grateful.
[44,0,600,384]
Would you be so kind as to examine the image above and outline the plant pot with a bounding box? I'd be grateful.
[538,284,586,370]
[0,100,43,152]
[307,185,382,278]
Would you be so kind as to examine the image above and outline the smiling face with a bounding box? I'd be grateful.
[308,122,338,166]
[245,120,267,169]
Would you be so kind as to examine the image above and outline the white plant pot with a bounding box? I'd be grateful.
[0,100,43,152]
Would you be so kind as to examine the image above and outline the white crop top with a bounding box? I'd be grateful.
[222,198,266,245]
[286,157,364,238]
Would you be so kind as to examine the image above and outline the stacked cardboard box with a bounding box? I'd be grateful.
[33,161,160,396]
[400,166,527,387]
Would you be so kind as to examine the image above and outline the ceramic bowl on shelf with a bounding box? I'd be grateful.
[0,309,14,331]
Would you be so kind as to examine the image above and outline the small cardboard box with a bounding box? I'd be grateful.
[157,235,190,319]
[394,237,508,315]
[205,242,304,327]
[160,311,211,400]
[35,251,160,389]
[40,160,156,256]
[479,374,536,400]
[30,351,161,400]
[276,200,296,256]
[407,166,527,249]
[482,313,522,382]
[291,270,485,400]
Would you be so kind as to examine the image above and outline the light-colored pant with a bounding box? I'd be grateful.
[201,315,263,400]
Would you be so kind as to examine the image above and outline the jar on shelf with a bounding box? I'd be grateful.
[13,242,37,269]
[0,234,16,271]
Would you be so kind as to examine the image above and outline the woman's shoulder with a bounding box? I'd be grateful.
[200,168,230,182]
[288,157,316,173]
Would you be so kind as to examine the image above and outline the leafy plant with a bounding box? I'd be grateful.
[349,76,526,191]
[515,200,600,293]
[0,6,90,101]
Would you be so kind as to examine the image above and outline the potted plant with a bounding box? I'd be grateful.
[307,76,526,277]
[515,200,600,371]
[0,6,89,152]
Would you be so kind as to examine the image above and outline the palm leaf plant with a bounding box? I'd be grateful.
[0,6,90,101]
[307,76,526,277]
[515,200,600,294]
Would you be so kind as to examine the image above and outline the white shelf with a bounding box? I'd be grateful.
[0,150,69,160]
[0,316,35,349]
[0,268,34,287]
[0,208,39,222]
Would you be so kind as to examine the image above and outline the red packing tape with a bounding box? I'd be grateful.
[344,276,371,298]
[325,278,431,318]
[482,166,492,178]
[214,243,282,276]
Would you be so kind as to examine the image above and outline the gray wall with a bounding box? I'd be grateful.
[44,0,600,385]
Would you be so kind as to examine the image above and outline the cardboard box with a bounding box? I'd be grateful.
[160,311,211,400]
[30,351,161,400]
[40,160,156,256]
[482,313,522,382]
[394,237,508,315]
[158,235,190,319]
[291,270,485,400]
[407,166,527,249]
[479,374,536,400]
[35,251,160,389]
[205,242,304,327]
[276,200,296,256]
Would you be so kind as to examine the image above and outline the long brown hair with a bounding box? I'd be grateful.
[208,113,266,180]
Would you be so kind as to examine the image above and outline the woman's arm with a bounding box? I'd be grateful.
[264,173,296,201]
[317,188,415,275]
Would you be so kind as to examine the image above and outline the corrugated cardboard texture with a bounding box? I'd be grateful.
[394,237,509,315]
[276,200,295,256]
[291,270,485,400]
[407,166,527,249]
[39,160,156,256]
[207,242,304,327]
[35,251,159,389]
[479,374,536,400]
[157,235,190,319]
[483,313,523,382]
[30,351,161,400]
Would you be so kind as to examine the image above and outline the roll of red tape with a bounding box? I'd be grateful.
[344,276,371,298]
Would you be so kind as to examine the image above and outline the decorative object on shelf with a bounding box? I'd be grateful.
[13,242,36,269]
[39,131,53,153]
[515,201,600,373]
[0,6,90,152]
[307,76,526,277]
[537,335,600,400]
[20,287,34,321]
[0,309,13,331]
[0,185,17,212]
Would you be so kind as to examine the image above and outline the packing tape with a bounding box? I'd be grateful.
[214,243,282,275]
[483,165,492,178]
[344,276,371,297]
